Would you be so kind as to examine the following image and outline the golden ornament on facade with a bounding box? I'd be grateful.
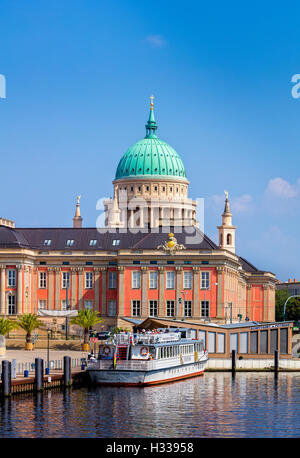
[157,233,185,254]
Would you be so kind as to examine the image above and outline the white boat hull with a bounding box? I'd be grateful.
[87,356,208,387]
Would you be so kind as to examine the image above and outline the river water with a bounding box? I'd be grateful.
[0,372,299,438]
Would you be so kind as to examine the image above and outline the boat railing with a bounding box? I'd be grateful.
[111,332,181,346]
[87,359,157,371]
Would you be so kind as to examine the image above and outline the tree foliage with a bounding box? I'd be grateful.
[0,317,19,336]
[276,289,300,321]
[70,309,104,343]
[17,313,43,343]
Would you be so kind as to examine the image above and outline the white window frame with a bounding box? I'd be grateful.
[132,300,141,317]
[201,271,210,289]
[166,300,175,317]
[131,271,141,289]
[8,294,16,315]
[7,270,16,287]
[108,300,117,316]
[39,272,47,289]
[61,299,67,311]
[149,271,158,289]
[84,300,93,310]
[108,271,117,289]
[201,300,210,317]
[184,300,192,317]
[166,271,175,289]
[183,271,192,289]
[62,271,70,289]
[85,271,93,289]
[149,300,158,317]
[38,299,47,310]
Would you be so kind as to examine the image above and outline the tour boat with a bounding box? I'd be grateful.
[86,330,208,386]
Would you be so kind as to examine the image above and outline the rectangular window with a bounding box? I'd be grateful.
[217,333,225,353]
[230,333,238,352]
[38,299,47,310]
[85,272,93,289]
[149,300,158,317]
[108,300,117,316]
[250,331,258,354]
[132,300,141,316]
[44,239,51,246]
[201,271,210,289]
[270,329,278,353]
[84,300,93,310]
[108,271,117,289]
[61,300,67,311]
[166,271,175,289]
[7,270,16,287]
[39,272,47,289]
[240,332,248,354]
[8,295,16,315]
[183,271,192,289]
[62,272,70,289]
[166,300,175,317]
[201,300,209,317]
[207,332,216,353]
[131,271,141,289]
[184,300,192,317]
[280,328,288,354]
[89,240,97,246]
[112,239,120,246]
[149,271,158,289]
[66,240,74,246]
[260,330,268,354]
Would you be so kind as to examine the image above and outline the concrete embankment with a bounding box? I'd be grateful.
[207,358,300,371]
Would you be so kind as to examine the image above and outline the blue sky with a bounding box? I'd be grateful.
[0,0,300,281]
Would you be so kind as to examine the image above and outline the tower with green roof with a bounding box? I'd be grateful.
[104,97,197,228]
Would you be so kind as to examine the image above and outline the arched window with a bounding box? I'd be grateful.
[227,233,232,245]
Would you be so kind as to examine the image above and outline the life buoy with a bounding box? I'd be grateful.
[102,346,111,356]
[140,346,149,357]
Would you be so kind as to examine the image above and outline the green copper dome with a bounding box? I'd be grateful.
[115,103,187,181]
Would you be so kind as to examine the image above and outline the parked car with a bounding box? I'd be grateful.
[96,331,111,340]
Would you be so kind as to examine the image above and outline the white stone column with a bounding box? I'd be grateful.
[17,265,23,315]
[0,265,5,315]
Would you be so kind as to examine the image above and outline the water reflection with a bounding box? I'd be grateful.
[0,373,300,438]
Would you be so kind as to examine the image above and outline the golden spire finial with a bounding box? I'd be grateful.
[150,94,154,110]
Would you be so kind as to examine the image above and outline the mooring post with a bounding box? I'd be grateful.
[35,358,44,392]
[274,350,279,374]
[231,349,236,373]
[63,356,72,387]
[1,360,11,397]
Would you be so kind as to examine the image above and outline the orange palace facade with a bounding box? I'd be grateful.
[0,102,277,329]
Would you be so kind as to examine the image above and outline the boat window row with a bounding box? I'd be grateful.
[157,344,195,359]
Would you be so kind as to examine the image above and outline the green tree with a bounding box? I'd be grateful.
[17,313,43,348]
[70,309,104,347]
[276,289,300,321]
[0,317,19,336]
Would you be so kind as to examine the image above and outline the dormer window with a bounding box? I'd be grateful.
[44,240,51,246]
[89,240,97,246]
[112,240,120,246]
[66,240,74,247]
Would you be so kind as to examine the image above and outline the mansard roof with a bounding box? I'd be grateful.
[0,225,268,274]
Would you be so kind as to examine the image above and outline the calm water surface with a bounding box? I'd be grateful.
[0,372,300,438]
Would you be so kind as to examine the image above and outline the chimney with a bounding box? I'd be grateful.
[288,278,292,283]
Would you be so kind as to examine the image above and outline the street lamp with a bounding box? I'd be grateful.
[65,281,70,340]
[47,329,51,374]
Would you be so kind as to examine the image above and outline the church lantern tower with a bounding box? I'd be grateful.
[217,191,236,253]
